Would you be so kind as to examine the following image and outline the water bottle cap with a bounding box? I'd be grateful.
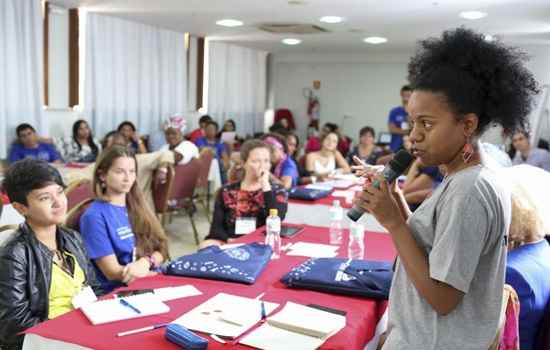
[269,208,278,216]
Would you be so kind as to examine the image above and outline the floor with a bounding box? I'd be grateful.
[164,206,212,259]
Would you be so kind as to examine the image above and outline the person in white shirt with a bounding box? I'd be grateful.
[160,115,199,165]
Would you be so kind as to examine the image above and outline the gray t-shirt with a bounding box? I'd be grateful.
[383,165,511,350]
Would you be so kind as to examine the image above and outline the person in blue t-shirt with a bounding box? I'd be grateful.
[262,133,299,189]
[387,85,412,152]
[195,120,229,183]
[79,145,169,292]
[8,123,62,164]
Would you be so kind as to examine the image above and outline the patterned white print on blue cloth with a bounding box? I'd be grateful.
[281,258,393,299]
[164,243,272,285]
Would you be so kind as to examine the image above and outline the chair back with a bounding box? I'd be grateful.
[153,166,175,214]
[65,198,94,232]
[153,159,201,214]
[488,284,520,350]
[536,299,550,349]
[65,179,94,212]
[0,224,18,247]
[196,151,213,190]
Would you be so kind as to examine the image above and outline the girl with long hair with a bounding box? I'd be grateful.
[55,120,100,163]
[79,145,169,292]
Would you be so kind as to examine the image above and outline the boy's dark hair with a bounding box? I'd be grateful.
[205,120,219,130]
[16,123,36,137]
[323,122,339,133]
[199,115,213,125]
[360,126,376,138]
[117,121,136,132]
[400,85,412,93]
[408,27,539,136]
[3,159,65,205]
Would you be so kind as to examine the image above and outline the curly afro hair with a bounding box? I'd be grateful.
[408,27,539,136]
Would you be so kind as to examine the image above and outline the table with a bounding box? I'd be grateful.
[24,225,396,350]
[287,186,387,232]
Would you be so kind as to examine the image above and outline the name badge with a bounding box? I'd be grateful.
[235,217,257,235]
[72,285,98,309]
[401,121,409,130]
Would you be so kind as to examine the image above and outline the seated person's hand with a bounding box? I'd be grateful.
[155,167,168,184]
[199,239,224,250]
[122,258,151,284]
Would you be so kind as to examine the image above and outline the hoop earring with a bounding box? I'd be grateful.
[462,138,474,163]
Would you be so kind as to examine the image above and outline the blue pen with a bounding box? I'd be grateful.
[260,301,266,321]
[119,298,141,314]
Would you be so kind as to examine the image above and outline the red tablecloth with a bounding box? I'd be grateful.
[26,225,396,350]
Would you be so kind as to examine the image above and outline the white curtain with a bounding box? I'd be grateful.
[0,0,44,158]
[83,13,187,138]
[206,41,267,137]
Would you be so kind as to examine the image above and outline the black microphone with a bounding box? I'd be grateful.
[347,149,415,222]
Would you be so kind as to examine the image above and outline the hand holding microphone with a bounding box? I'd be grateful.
[348,150,414,222]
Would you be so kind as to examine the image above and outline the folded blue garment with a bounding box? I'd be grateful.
[289,187,331,200]
[165,324,208,350]
[164,243,272,284]
[281,258,393,299]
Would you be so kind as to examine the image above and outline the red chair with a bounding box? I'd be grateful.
[153,159,202,245]
[65,179,94,212]
[194,151,214,222]
[274,108,296,130]
[65,198,94,232]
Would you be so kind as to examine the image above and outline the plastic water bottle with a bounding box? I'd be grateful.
[265,208,281,259]
[329,200,344,245]
[348,223,365,260]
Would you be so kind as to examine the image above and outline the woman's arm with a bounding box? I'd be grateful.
[334,151,351,173]
[95,255,151,284]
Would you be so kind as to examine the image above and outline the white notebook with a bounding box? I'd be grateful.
[81,293,170,325]
[173,293,279,338]
[240,302,346,350]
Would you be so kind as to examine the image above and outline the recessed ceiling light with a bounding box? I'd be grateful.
[216,19,243,27]
[363,36,387,44]
[282,38,302,45]
[484,34,494,42]
[320,16,344,24]
[459,11,487,20]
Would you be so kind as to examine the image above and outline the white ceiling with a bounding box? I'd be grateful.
[51,0,550,53]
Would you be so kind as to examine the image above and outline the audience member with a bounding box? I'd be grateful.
[79,146,169,293]
[511,130,550,171]
[160,115,199,165]
[402,158,444,210]
[55,120,101,163]
[0,159,101,349]
[188,115,212,143]
[355,28,538,349]
[306,131,351,181]
[305,122,350,156]
[262,133,299,189]
[117,121,147,154]
[8,123,62,164]
[505,167,550,350]
[387,85,412,152]
[195,120,229,182]
[200,140,288,248]
[347,126,383,165]
[219,119,243,152]
[285,132,300,161]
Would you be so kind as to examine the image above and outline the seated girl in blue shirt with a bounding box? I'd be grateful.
[79,145,169,292]
[262,133,299,189]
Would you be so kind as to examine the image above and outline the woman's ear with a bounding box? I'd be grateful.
[12,201,28,217]
[462,113,479,138]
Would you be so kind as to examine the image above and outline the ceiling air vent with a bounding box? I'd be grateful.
[258,23,328,34]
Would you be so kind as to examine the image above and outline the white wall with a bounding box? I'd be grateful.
[271,52,411,142]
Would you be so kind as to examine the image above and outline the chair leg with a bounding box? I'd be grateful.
[188,212,200,246]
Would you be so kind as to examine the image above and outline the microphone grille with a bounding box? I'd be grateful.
[390,150,415,173]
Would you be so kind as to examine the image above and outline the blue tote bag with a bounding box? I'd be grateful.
[164,243,272,284]
[281,258,393,299]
